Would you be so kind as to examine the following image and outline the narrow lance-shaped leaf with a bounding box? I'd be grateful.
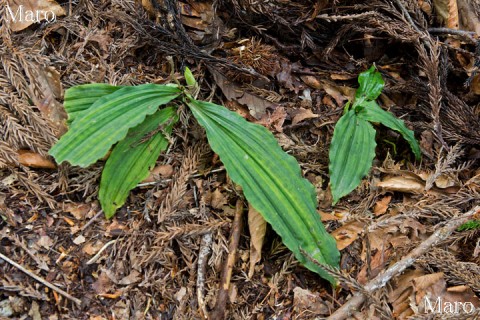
[329,110,377,204]
[63,83,123,124]
[99,107,178,218]
[357,101,421,159]
[187,98,340,284]
[49,84,181,167]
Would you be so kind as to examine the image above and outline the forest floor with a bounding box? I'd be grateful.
[1,0,480,319]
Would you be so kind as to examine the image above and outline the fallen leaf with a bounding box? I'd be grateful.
[6,0,66,32]
[27,64,67,134]
[17,150,56,169]
[320,80,354,106]
[82,241,105,256]
[210,189,227,209]
[73,235,86,245]
[37,235,54,249]
[248,205,266,278]
[142,164,174,183]
[210,68,274,119]
[373,195,392,216]
[119,270,141,285]
[375,175,425,193]
[458,0,480,35]
[318,210,339,221]
[174,287,187,302]
[331,221,365,250]
[63,202,91,220]
[434,174,457,188]
[105,220,128,237]
[92,272,114,295]
[28,301,41,320]
[357,248,392,284]
[255,106,287,132]
[293,287,330,316]
[300,75,322,89]
[290,107,319,125]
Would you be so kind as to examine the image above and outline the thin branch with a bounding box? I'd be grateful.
[210,199,244,319]
[327,205,480,320]
[197,232,213,319]
[0,252,82,306]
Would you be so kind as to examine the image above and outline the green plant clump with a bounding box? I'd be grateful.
[457,220,480,232]
[49,68,340,284]
[329,66,421,204]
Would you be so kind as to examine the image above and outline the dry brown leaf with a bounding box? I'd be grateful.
[210,68,274,119]
[28,65,67,134]
[373,195,392,216]
[331,221,365,250]
[142,164,174,183]
[435,174,457,188]
[255,107,287,132]
[318,210,339,221]
[290,107,319,125]
[300,75,322,89]
[388,269,424,319]
[119,270,141,285]
[72,235,86,245]
[458,0,480,35]
[105,221,128,237]
[0,194,21,227]
[17,150,56,169]
[248,205,266,278]
[82,241,105,256]
[293,287,330,316]
[320,80,354,106]
[92,272,114,295]
[471,74,480,95]
[210,189,227,209]
[63,202,91,220]
[6,0,66,32]
[357,248,392,284]
[375,175,425,193]
[37,235,54,249]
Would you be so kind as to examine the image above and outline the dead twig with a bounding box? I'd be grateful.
[80,210,103,233]
[86,239,118,265]
[210,199,244,319]
[327,205,480,320]
[0,252,82,306]
[197,232,213,319]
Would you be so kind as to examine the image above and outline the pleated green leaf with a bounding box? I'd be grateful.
[99,107,178,218]
[187,99,340,284]
[49,84,181,167]
[357,101,421,160]
[354,66,384,108]
[64,83,123,124]
[329,110,377,204]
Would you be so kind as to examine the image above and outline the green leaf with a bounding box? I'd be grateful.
[354,66,385,109]
[64,83,123,124]
[184,67,197,87]
[99,107,178,219]
[187,99,340,284]
[329,110,376,204]
[357,101,421,160]
[49,84,181,167]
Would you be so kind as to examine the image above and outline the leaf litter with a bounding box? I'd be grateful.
[0,0,479,318]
